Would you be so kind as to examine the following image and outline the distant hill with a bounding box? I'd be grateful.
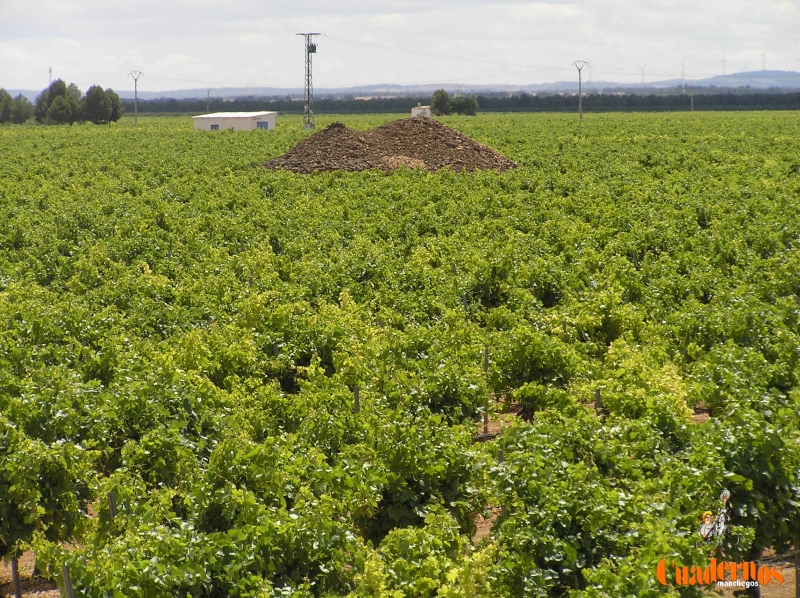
[8,70,800,102]
[661,70,800,89]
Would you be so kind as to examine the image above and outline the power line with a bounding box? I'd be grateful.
[324,33,732,81]
[636,64,647,84]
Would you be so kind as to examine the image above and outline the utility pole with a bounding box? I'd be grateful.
[128,71,143,125]
[297,33,321,129]
[637,64,647,84]
[572,60,588,119]
[206,89,210,112]
[677,59,686,94]
[48,67,52,84]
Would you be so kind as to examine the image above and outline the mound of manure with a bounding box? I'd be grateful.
[264,117,517,173]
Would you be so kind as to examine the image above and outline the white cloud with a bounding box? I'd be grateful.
[0,42,33,64]
[0,0,798,90]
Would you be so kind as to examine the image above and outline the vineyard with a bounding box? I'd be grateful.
[1,112,799,597]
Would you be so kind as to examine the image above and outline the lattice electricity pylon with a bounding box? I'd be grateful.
[297,33,321,129]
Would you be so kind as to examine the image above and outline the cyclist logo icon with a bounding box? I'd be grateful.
[697,489,737,557]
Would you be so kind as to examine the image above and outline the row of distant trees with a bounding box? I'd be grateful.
[121,90,800,116]
[430,89,479,115]
[0,80,124,125]
[0,90,34,124]
[34,80,124,124]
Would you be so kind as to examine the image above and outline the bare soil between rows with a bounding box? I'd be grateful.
[0,552,58,598]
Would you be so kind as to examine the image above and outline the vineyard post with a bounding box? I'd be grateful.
[497,450,506,516]
[107,491,117,521]
[62,565,75,598]
[595,388,602,416]
[484,345,490,434]
[353,386,360,414]
[11,557,21,598]
[795,552,799,598]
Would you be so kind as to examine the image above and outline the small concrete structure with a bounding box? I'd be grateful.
[411,104,431,118]
[193,111,277,132]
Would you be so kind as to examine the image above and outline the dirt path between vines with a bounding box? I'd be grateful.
[0,552,59,597]
[471,399,523,541]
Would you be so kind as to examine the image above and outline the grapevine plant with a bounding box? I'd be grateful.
[0,112,799,596]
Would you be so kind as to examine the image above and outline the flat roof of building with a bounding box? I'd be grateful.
[193,111,277,119]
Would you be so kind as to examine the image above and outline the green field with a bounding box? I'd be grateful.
[1,112,799,597]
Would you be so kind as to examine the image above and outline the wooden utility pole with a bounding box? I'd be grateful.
[573,61,588,119]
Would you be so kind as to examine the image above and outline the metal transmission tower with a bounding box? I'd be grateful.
[128,71,143,125]
[297,33,321,129]
[637,64,647,84]
[572,60,588,119]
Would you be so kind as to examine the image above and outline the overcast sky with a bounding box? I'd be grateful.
[1,0,799,92]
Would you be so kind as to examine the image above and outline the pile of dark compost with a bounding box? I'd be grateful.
[263,117,517,173]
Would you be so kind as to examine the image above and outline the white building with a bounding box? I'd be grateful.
[411,104,432,118]
[193,111,277,132]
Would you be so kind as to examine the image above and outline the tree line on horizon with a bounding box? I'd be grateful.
[119,90,800,116]
[430,89,479,115]
[0,79,124,125]
[0,90,34,124]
